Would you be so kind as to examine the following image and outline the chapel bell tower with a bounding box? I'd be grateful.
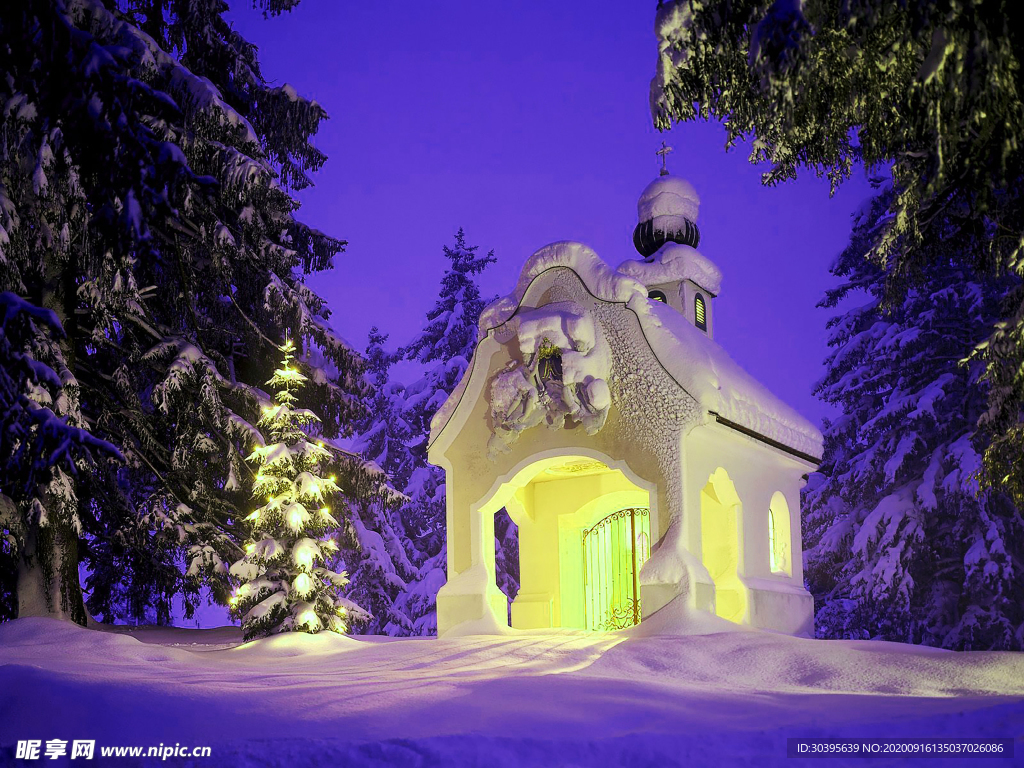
[628,144,717,339]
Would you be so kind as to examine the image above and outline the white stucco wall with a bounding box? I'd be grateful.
[682,421,815,635]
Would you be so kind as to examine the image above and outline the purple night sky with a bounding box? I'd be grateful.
[227,0,874,428]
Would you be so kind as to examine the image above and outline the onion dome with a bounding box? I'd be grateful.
[632,174,701,258]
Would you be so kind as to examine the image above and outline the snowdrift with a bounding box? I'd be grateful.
[1,617,1021,767]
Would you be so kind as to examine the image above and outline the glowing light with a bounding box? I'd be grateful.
[288,508,304,530]
[245,510,260,521]
[296,549,312,569]
[293,573,313,595]
[329,475,336,482]
[320,507,329,514]
[299,609,319,628]
[245,543,255,555]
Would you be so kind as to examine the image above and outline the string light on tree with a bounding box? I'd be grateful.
[228,337,352,640]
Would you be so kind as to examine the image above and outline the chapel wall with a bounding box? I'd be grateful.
[682,422,815,632]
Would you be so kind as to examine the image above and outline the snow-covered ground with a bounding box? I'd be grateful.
[1,614,1022,767]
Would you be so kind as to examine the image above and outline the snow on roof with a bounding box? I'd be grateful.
[641,296,822,458]
[617,242,723,295]
[637,174,700,223]
[432,241,822,459]
[478,241,645,330]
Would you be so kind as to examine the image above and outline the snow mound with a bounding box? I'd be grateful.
[229,629,360,658]
[477,241,646,333]
[2,618,1022,767]
[617,242,723,294]
[637,173,700,223]
[439,612,516,638]
[625,599,754,638]
[0,618,192,664]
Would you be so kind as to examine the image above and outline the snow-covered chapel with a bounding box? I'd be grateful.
[428,164,823,636]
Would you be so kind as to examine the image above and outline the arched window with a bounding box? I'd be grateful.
[648,289,668,303]
[768,492,791,574]
[694,293,707,331]
[700,467,748,624]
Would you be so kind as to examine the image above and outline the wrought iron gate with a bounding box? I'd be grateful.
[582,507,651,630]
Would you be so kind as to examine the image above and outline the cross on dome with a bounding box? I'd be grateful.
[656,141,673,176]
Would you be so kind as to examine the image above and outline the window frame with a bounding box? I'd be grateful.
[694,292,707,331]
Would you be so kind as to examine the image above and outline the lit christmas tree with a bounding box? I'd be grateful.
[229,339,350,640]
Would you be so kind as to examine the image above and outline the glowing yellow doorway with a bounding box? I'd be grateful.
[498,455,652,630]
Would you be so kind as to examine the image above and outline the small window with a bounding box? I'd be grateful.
[648,289,668,303]
[694,293,707,332]
[768,492,792,575]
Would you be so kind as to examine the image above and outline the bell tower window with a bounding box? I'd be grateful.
[694,293,707,332]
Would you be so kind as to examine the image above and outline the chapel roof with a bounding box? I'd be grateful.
[429,241,823,461]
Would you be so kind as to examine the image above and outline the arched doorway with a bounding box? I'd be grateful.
[480,453,653,630]
[700,468,747,624]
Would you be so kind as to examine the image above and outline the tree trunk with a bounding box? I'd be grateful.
[16,515,87,626]
[16,241,88,625]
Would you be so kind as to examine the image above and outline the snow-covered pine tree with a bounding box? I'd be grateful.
[228,338,350,640]
[343,328,418,636]
[401,228,497,556]
[650,0,1024,502]
[390,471,447,636]
[0,293,121,622]
[395,228,517,635]
[357,329,418,491]
[402,228,496,444]
[804,188,1024,650]
[0,0,368,622]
